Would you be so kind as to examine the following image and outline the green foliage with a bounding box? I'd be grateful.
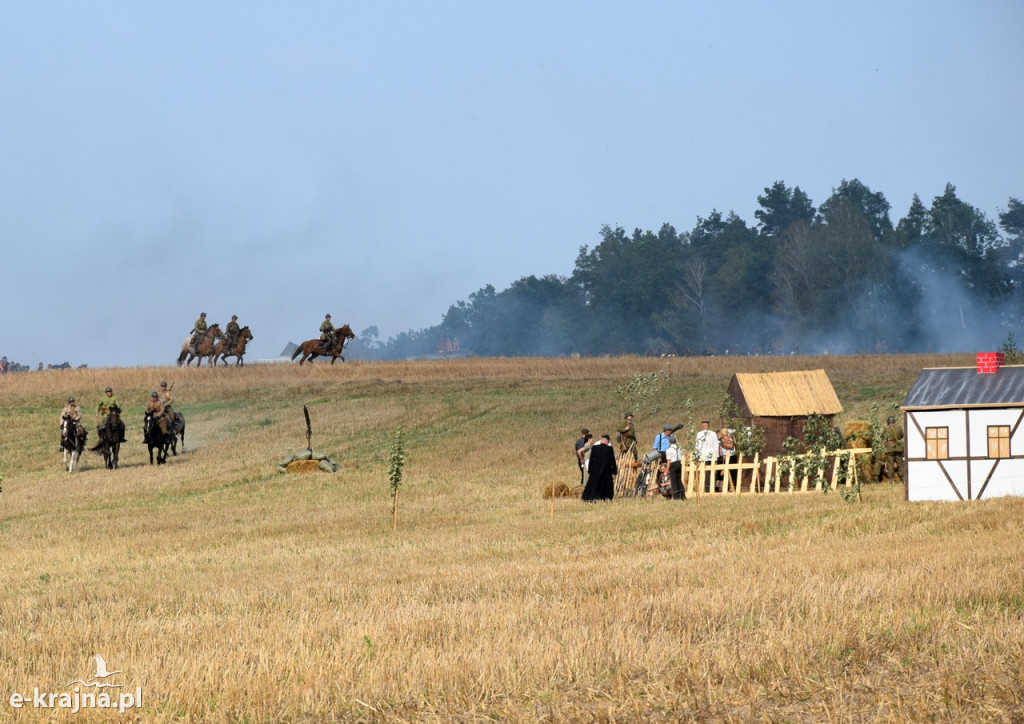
[387,427,406,498]
[615,369,668,423]
[717,392,765,457]
[999,332,1024,365]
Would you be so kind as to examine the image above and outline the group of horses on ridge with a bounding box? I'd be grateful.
[175,322,355,366]
[177,324,255,367]
[60,404,186,473]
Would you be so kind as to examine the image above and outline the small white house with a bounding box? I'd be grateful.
[902,353,1024,502]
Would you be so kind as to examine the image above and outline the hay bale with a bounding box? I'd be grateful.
[286,459,322,473]
[542,482,582,499]
[844,421,872,448]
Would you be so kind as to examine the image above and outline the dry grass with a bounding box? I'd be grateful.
[2,354,1022,722]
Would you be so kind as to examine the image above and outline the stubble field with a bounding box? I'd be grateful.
[1,354,1022,722]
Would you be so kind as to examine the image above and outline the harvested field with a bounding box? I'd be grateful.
[1,354,1021,722]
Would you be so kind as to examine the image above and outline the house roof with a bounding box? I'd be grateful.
[730,369,843,417]
[902,366,1024,409]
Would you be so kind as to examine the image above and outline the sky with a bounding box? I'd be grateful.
[2,1,1022,368]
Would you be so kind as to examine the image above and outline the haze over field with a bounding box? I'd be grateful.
[2,3,1022,367]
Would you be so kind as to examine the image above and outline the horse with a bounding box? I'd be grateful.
[143,411,171,465]
[214,326,254,366]
[88,405,124,469]
[177,324,224,366]
[60,416,87,473]
[168,411,186,455]
[290,324,355,365]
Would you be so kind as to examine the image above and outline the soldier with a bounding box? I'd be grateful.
[97,386,127,441]
[617,412,637,456]
[190,312,208,354]
[146,391,168,435]
[59,396,84,451]
[877,415,905,482]
[225,315,240,352]
[158,380,177,428]
[319,313,336,352]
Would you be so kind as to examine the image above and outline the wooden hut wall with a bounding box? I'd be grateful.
[756,415,836,457]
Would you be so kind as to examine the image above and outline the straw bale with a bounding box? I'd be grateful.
[542,482,582,499]
[287,459,322,473]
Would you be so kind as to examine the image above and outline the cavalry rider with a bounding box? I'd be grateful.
[97,386,127,441]
[145,391,169,436]
[59,396,84,451]
[190,312,208,354]
[225,315,241,352]
[159,380,177,429]
[319,313,336,352]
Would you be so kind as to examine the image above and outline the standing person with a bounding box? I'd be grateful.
[582,435,618,501]
[694,420,720,493]
[877,415,905,482]
[718,427,737,491]
[617,413,637,456]
[319,314,336,351]
[97,386,126,441]
[666,434,685,500]
[574,428,591,485]
[653,425,674,455]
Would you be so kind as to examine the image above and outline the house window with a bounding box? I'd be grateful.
[925,427,948,460]
[988,426,1011,459]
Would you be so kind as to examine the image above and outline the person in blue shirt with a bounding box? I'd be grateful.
[653,424,674,455]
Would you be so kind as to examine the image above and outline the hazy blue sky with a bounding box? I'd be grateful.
[2,1,1021,367]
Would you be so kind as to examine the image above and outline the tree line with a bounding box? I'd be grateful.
[352,180,1024,359]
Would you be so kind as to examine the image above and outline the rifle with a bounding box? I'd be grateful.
[303,405,313,451]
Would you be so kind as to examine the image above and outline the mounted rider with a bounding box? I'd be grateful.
[319,314,336,352]
[97,386,127,441]
[145,391,169,436]
[190,312,208,355]
[158,380,179,430]
[225,315,241,352]
[60,396,85,450]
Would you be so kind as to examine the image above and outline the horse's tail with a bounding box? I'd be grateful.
[88,440,104,454]
[291,345,303,360]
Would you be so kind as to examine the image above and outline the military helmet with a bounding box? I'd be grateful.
[105,386,112,393]
[887,415,896,424]
[68,396,75,403]
[151,392,159,398]
[200,312,207,317]
[231,315,237,320]
[160,381,167,387]
[325,313,331,318]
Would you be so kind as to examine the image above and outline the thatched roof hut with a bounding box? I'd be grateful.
[727,369,843,457]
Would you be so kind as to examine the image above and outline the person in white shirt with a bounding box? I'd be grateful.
[694,420,719,493]
[665,434,685,500]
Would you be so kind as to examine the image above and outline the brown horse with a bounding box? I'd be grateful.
[291,324,355,365]
[214,326,254,366]
[177,324,223,366]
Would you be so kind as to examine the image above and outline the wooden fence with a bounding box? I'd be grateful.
[616,447,874,498]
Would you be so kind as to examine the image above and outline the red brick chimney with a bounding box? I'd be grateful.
[976,352,1005,374]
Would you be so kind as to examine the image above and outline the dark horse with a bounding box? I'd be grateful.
[177,324,224,367]
[168,411,186,455]
[291,324,355,365]
[89,405,124,469]
[144,412,171,465]
[214,326,254,366]
[60,416,87,473]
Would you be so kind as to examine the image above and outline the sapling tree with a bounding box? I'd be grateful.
[388,427,406,531]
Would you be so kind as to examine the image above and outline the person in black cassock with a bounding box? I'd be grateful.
[582,434,618,501]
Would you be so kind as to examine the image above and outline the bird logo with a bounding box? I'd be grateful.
[66,655,123,688]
